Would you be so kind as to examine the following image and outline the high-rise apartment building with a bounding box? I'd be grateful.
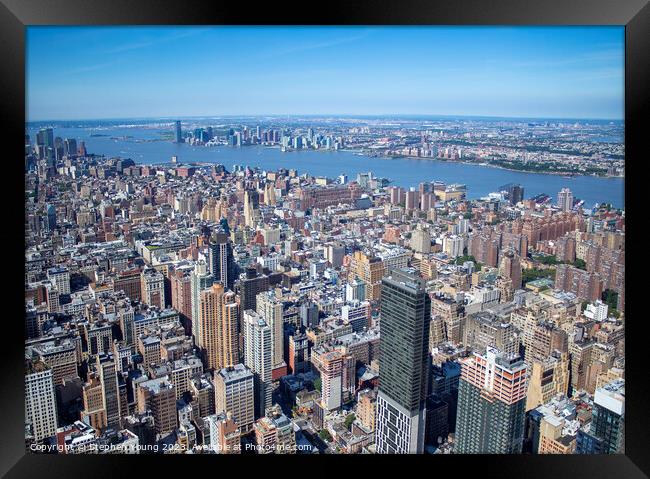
[500,183,524,205]
[214,364,255,434]
[455,348,528,453]
[244,189,260,228]
[555,264,604,302]
[499,250,522,290]
[243,310,273,418]
[238,266,271,333]
[191,260,214,343]
[320,350,343,411]
[170,266,193,329]
[197,283,239,371]
[376,269,430,454]
[25,359,58,442]
[256,291,285,372]
[288,333,309,375]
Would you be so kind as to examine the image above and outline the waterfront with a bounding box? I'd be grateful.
[28,125,625,208]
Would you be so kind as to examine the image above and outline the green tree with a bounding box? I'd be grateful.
[537,255,558,265]
[602,289,619,311]
[522,268,555,284]
[313,377,322,393]
[344,413,356,431]
[319,429,332,442]
[573,258,587,270]
[454,255,482,271]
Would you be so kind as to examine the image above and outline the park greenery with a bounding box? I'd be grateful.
[522,267,556,284]
[534,255,586,270]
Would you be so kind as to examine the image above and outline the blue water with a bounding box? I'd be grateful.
[28,126,625,209]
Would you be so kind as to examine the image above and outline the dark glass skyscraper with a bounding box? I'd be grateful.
[375,268,430,453]
[174,120,183,143]
[576,378,625,454]
[209,232,235,291]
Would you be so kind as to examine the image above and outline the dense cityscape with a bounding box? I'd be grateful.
[171,116,625,178]
[25,118,625,455]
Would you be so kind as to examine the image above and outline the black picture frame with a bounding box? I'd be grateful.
[2,0,647,476]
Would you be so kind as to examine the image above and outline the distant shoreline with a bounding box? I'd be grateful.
[142,143,623,180]
[359,152,623,179]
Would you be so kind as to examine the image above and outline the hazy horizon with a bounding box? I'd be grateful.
[26,113,625,125]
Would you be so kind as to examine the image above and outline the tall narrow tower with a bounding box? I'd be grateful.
[243,310,272,418]
[209,232,235,290]
[375,268,431,454]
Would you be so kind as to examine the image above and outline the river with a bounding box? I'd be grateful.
[27,125,625,209]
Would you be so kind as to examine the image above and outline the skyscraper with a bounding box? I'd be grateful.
[191,260,214,343]
[557,188,574,212]
[243,310,273,418]
[320,350,343,411]
[256,291,285,373]
[197,283,239,371]
[64,138,77,158]
[238,266,271,336]
[375,269,431,454]
[174,121,183,143]
[455,348,528,453]
[96,352,122,430]
[244,189,260,228]
[576,378,625,454]
[209,232,235,290]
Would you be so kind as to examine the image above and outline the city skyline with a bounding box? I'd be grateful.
[24,23,626,457]
[27,26,624,121]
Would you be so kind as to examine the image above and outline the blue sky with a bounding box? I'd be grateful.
[26,26,624,121]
